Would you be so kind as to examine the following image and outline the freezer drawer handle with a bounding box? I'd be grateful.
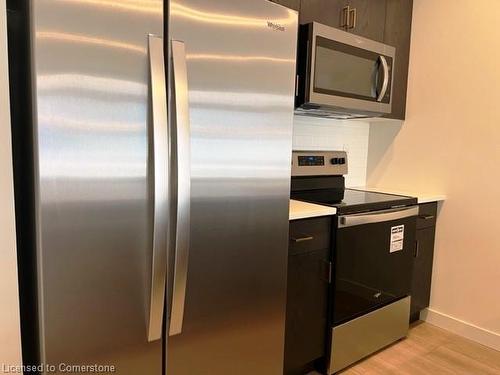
[169,40,191,337]
[147,35,169,342]
[338,206,418,228]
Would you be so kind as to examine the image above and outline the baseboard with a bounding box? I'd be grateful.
[421,308,500,351]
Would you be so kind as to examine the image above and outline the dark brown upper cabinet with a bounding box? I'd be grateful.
[299,0,386,42]
[299,0,347,29]
[382,0,413,120]
[346,0,387,42]
[269,0,301,11]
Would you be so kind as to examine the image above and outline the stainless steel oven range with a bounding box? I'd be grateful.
[291,150,418,374]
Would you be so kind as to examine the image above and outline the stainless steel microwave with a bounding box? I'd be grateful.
[295,22,396,119]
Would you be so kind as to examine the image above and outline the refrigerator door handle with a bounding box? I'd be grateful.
[147,35,169,342]
[169,40,191,337]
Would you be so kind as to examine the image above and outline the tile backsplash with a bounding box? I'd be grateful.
[292,116,370,187]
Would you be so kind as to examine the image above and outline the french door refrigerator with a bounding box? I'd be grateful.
[8,0,298,374]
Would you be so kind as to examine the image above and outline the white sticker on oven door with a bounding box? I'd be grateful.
[390,225,405,253]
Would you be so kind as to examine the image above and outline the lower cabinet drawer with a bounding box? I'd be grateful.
[289,217,331,255]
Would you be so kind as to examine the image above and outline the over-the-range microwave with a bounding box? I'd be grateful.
[295,22,396,119]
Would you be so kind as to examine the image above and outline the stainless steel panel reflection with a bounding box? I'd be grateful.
[31,0,163,373]
[167,1,298,374]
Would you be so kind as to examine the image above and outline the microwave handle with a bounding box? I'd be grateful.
[377,55,389,102]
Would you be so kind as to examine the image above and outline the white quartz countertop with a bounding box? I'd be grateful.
[356,186,447,204]
[289,199,337,221]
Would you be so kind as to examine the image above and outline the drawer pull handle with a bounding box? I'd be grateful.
[290,235,314,243]
[419,215,435,220]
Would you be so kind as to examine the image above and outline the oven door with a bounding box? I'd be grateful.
[298,22,395,117]
[332,206,417,325]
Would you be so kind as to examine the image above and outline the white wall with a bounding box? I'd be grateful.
[367,0,500,350]
[293,116,370,187]
[0,1,23,367]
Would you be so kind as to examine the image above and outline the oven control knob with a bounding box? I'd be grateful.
[330,158,339,165]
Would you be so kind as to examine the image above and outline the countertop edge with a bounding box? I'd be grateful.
[289,199,337,221]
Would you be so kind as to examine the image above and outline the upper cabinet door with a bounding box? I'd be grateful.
[270,0,301,11]
[383,0,413,120]
[299,0,348,28]
[300,1,386,42]
[347,0,387,42]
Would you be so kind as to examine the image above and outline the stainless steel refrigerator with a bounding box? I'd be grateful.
[8,0,298,374]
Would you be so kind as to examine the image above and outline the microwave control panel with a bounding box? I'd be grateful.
[292,151,348,176]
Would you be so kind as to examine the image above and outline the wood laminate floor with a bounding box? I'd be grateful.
[314,321,500,374]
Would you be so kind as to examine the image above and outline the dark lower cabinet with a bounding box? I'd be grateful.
[410,202,438,321]
[285,217,331,375]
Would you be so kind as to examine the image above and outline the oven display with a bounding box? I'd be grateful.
[298,155,324,166]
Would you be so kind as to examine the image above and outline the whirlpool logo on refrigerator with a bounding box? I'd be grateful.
[267,21,285,32]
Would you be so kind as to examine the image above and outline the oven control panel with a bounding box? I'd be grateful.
[292,151,348,176]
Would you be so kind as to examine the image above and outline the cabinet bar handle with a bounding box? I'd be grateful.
[341,6,350,29]
[419,215,435,220]
[349,8,357,29]
[290,235,314,243]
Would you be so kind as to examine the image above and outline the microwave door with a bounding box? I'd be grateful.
[300,22,395,118]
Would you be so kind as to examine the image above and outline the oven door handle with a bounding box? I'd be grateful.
[376,55,389,102]
[338,206,418,228]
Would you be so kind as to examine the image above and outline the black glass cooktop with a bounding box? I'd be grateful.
[291,188,417,215]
